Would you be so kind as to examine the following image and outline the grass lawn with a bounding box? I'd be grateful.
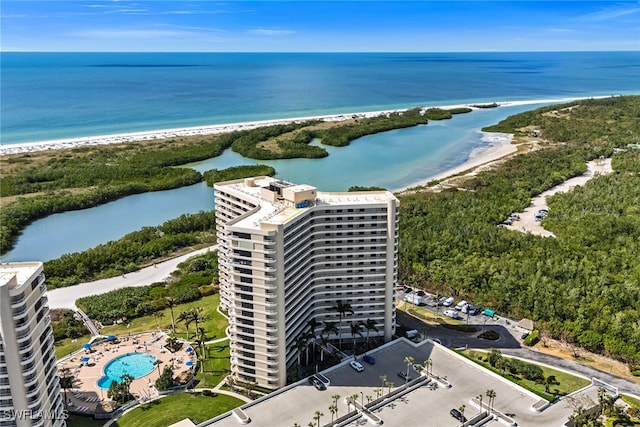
[462,350,591,400]
[622,394,640,409]
[54,334,94,360]
[66,414,105,427]
[606,418,640,427]
[101,294,227,341]
[195,341,231,388]
[113,392,243,427]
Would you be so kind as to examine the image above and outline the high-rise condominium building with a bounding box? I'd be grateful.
[0,262,66,427]
[214,177,399,389]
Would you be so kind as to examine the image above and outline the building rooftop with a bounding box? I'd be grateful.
[0,262,42,289]
[216,177,395,231]
[203,338,600,427]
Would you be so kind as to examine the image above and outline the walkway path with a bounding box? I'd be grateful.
[47,245,217,310]
[499,347,639,396]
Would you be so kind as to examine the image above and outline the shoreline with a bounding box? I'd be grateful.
[395,131,517,192]
[0,97,587,156]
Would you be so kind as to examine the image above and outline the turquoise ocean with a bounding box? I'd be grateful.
[1,51,639,262]
[2,51,639,145]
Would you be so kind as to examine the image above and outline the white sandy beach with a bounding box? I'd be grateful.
[396,131,517,191]
[0,97,588,156]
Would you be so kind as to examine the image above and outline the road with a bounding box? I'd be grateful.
[396,307,640,396]
[46,245,217,310]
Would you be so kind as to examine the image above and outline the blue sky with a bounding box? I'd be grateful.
[2,1,639,52]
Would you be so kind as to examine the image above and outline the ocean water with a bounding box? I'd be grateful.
[2,51,639,145]
[2,51,640,262]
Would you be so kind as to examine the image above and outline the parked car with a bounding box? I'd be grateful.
[362,355,375,365]
[315,373,330,386]
[455,300,468,311]
[308,376,326,390]
[397,371,411,381]
[444,309,460,319]
[450,408,466,422]
[467,305,481,316]
[350,360,364,372]
[442,297,454,307]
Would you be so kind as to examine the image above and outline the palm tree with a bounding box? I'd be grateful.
[120,374,134,404]
[374,387,382,399]
[459,404,466,420]
[387,382,394,395]
[363,319,378,346]
[404,356,414,384]
[154,311,164,330]
[321,321,338,359]
[291,333,309,376]
[350,322,363,352]
[331,300,354,350]
[322,321,339,340]
[423,358,433,377]
[332,394,340,419]
[166,297,177,334]
[154,359,163,376]
[190,307,209,334]
[486,389,496,413]
[329,403,338,423]
[306,318,320,366]
[59,367,72,409]
[350,393,359,409]
[313,410,323,427]
[177,310,194,340]
[379,374,387,391]
[196,327,208,359]
[544,374,557,393]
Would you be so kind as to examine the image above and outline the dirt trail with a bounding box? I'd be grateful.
[504,158,613,237]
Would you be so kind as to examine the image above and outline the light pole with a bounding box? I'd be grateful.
[360,391,364,410]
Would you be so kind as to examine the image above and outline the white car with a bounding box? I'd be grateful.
[455,300,468,311]
[350,360,364,372]
[444,309,460,319]
[442,297,454,307]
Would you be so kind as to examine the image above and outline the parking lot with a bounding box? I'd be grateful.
[209,339,591,426]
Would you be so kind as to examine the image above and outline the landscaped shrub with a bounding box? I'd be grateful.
[524,330,540,346]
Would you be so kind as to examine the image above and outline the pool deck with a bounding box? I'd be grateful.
[57,332,196,415]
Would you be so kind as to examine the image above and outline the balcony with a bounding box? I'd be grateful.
[10,293,26,306]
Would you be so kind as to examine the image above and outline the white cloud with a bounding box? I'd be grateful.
[576,4,640,22]
[248,29,295,36]
[67,25,227,40]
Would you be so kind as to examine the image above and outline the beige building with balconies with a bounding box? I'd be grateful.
[214,177,399,389]
[0,262,66,427]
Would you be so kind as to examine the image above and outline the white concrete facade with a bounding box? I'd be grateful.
[214,177,399,389]
[0,262,66,427]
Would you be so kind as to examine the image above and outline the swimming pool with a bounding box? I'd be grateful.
[97,353,157,389]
